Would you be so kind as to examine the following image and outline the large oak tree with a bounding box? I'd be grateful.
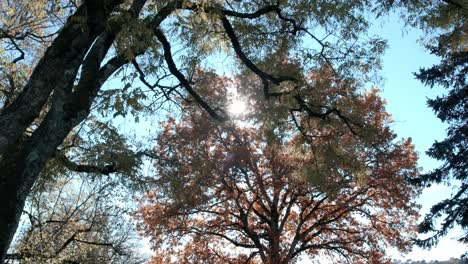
[136,70,420,263]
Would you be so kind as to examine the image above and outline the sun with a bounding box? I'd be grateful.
[228,97,247,116]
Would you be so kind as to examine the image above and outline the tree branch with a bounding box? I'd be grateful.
[219,14,296,98]
[153,28,227,122]
[74,238,124,255]
[57,153,120,175]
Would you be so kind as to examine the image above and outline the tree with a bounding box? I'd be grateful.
[379,0,467,248]
[414,41,467,248]
[412,2,467,249]
[0,0,393,259]
[5,172,146,264]
[136,70,420,263]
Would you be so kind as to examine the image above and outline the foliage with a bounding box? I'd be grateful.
[6,174,146,264]
[0,0,398,259]
[393,258,465,264]
[413,46,467,248]
[0,0,73,108]
[136,70,420,264]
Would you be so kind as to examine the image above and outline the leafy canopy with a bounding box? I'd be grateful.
[136,68,420,264]
[0,0,429,260]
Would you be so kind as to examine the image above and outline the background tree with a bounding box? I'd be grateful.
[5,172,146,264]
[0,0,393,259]
[136,70,420,264]
[379,0,467,248]
[392,258,465,264]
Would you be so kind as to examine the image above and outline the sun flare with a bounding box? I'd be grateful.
[228,97,247,116]
[228,89,247,116]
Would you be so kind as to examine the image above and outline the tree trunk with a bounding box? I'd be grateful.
[269,178,282,264]
[0,1,126,260]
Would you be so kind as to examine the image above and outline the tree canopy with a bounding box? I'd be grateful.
[136,70,420,263]
[0,0,395,260]
[0,0,463,261]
